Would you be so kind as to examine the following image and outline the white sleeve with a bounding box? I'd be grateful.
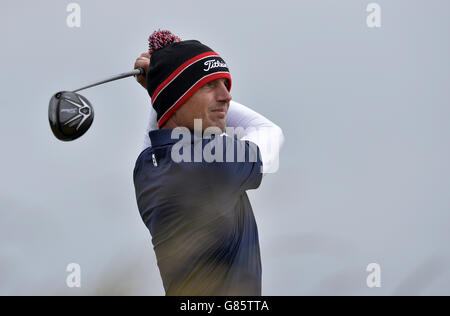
[142,106,158,151]
[226,100,284,174]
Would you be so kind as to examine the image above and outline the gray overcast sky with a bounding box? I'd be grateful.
[1,0,449,295]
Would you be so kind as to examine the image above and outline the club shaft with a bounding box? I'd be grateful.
[72,68,145,93]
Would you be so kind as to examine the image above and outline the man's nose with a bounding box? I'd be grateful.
[216,81,232,102]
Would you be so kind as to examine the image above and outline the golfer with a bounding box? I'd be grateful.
[133,30,284,296]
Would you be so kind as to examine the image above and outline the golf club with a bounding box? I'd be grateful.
[49,67,145,141]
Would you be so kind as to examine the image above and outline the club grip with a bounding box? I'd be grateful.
[135,67,145,76]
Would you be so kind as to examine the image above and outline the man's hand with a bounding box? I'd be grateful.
[134,52,150,89]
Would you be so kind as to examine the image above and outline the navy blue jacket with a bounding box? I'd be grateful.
[133,129,263,295]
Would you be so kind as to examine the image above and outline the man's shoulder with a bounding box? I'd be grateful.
[133,146,156,179]
[135,146,152,166]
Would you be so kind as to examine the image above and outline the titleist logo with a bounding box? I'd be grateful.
[203,59,227,72]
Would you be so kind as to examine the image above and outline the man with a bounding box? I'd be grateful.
[133,31,284,295]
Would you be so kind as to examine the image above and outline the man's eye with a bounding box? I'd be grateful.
[204,80,229,89]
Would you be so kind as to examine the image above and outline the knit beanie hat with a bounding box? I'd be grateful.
[146,30,232,128]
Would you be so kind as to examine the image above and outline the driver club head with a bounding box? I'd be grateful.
[48,91,94,141]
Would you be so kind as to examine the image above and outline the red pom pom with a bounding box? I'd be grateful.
[148,29,182,55]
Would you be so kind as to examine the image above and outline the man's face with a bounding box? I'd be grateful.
[169,78,232,132]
